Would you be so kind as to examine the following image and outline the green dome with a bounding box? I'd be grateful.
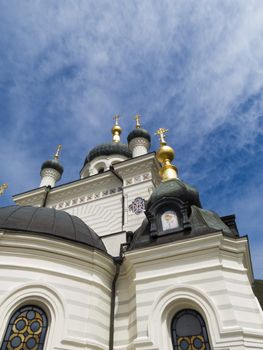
[147,178,201,209]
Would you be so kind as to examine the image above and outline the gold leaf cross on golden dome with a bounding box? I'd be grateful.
[0,183,8,196]
[112,115,122,143]
[54,144,62,161]
[134,114,141,128]
[155,127,168,144]
[113,114,120,125]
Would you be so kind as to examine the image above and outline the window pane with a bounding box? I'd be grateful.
[0,305,48,350]
[171,309,211,350]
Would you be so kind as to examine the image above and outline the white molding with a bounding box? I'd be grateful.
[0,232,114,278]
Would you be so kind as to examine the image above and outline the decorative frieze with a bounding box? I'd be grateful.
[50,186,122,210]
[124,172,152,187]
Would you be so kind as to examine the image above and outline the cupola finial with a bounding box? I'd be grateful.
[54,144,62,161]
[0,183,8,196]
[134,114,141,128]
[155,128,178,181]
[112,115,122,143]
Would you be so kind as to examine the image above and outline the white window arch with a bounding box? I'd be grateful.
[1,305,48,350]
[0,283,65,350]
[171,309,211,350]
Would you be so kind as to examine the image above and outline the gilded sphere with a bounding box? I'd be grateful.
[156,145,175,163]
[112,125,122,134]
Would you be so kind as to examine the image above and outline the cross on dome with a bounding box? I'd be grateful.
[113,114,120,125]
[155,127,168,145]
[0,183,8,196]
[54,144,62,161]
[134,114,141,128]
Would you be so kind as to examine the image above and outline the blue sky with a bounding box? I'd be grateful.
[1,1,263,277]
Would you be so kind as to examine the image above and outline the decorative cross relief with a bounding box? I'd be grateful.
[129,197,146,215]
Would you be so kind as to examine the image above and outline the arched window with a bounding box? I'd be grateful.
[171,309,211,350]
[1,305,48,350]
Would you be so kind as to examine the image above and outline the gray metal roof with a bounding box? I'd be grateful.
[0,206,106,253]
[83,142,132,166]
[128,205,238,251]
[41,160,64,175]
[147,178,201,209]
[127,128,151,143]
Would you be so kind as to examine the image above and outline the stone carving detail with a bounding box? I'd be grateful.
[41,168,60,180]
[51,186,122,210]
[129,197,146,215]
[126,178,133,185]
[124,172,151,186]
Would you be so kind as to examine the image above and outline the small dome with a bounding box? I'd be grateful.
[41,160,64,175]
[83,142,132,166]
[147,178,201,209]
[127,128,151,143]
[0,206,106,252]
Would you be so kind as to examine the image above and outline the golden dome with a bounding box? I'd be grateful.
[156,144,175,164]
[112,115,122,143]
[155,128,178,181]
[111,124,122,134]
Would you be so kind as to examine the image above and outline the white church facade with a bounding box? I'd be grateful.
[0,116,263,350]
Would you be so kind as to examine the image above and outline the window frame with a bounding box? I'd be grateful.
[171,308,212,350]
[0,304,49,350]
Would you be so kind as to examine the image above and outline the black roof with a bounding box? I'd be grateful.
[127,128,151,143]
[41,160,64,175]
[0,206,106,252]
[147,179,201,209]
[83,142,132,166]
[128,205,238,251]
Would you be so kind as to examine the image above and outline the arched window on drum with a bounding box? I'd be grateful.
[1,305,48,350]
[171,309,211,350]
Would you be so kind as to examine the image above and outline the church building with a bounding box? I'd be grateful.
[0,116,263,350]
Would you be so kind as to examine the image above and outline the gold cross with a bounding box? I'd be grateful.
[0,183,8,196]
[113,114,120,125]
[155,128,168,143]
[134,114,141,128]
[54,144,62,160]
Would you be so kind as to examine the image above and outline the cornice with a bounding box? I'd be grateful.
[0,230,114,277]
[13,171,121,206]
[124,233,253,280]
[13,154,161,207]
[114,152,160,177]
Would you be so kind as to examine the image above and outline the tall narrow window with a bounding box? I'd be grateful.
[171,309,211,350]
[1,305,48,350]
